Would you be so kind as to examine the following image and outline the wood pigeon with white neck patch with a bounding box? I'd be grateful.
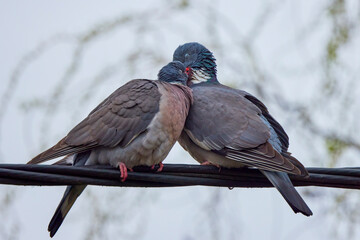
[173,42,312,216]
[28,61,193,237]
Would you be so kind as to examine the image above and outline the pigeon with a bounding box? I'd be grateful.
[28,61,193,237]
[173,42,312,216]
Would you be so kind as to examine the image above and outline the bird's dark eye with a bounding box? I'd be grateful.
[185,53,190,61]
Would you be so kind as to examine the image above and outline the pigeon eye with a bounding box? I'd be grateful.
[185,53,190,61]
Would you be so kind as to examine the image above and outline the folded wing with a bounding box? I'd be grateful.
[29,79,161,164]
[184,84,306,176]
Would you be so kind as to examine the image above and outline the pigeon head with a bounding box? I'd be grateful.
[158,61,188,85]
[173,42,217,85]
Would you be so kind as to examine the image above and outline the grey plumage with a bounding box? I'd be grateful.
[181,84,305,175]
[29,61,193,236]
[173,42,312,216]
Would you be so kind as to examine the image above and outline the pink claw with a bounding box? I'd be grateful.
[200,161,212,166]
[118,162,128,182]
[157,162,164,172]
[201,161,221,172]
[151,163,164,172]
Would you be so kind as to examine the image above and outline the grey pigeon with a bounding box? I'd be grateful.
[173,42,312,216]
[28,61,193,237]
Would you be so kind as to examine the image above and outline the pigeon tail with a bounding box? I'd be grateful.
[260,170,312,216]
[48,151,90,237]
[48,185,86,237]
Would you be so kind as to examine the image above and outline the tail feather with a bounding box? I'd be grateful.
[48,151,90,237]
[282,152,309,177]
[260,170,312,216]
[48,185,86,237]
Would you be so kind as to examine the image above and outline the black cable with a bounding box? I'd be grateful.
[0,164,359,189]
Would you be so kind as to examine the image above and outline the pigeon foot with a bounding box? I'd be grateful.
[151,163,164,172]
[118,162,128,182]
[201,161,221,172]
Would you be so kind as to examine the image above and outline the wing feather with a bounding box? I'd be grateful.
[29,79,160,164]
[184,84,305,176]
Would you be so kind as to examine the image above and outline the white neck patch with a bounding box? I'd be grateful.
[191,68,211,83]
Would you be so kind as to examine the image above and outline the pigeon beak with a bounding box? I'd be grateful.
[185,67,193,86]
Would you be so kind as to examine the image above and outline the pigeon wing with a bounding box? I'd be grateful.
[184,84,304,175]
[29,79,161,164]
